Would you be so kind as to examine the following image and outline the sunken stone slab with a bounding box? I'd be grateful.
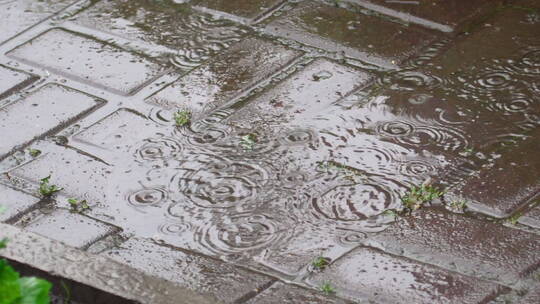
[349,0,498,32]
[0,223,219,304]
[452,129,540,218]
[0,64,37,100]
[193,0,284,21]
[21,209,119,249]
[0,83,104,160]
[366,208,540,285]
[146,37,302,115]
[102,237,274,303]
[0,0,78,44]
[245,281,353,304]
[306,247,504,304]
[7,28,167,96]
[264,1,436,68]
[72,0,249,70]
[0,184,40,222]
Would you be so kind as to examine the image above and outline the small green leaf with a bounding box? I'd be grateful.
[28,149,41,158]
[18,277,52,304]
[0,259,22,304]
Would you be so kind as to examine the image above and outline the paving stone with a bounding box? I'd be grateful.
[9,145,111,205]
[72,0,249,70]
[0,0,77,44]
[21,209,119,249]
[306,247,504,303]
[7,28,167,96]
[452,128,540,217]
[264,1,436,68]
[193,0,283,21]
[0,83,105,160]
[349,0,499,32]
[519,286,540,304]
[519,198,540,229]
[0,184,40,222]
[245,281,353,304]
[146,38,302,115]
[0,64,37,100]
[365,207,540,285]
[226,58,372,125]
[102,237,274,303]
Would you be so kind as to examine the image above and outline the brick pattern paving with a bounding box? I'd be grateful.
[0,0,539,303]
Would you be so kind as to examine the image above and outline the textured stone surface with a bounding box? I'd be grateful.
[306,247,504,303]
[366,207,540,284]
[0,223,219,304]
[0,0,77,44]
[146,38,301,115]
[0,84,104,159]
[194,0,284,20]
[453,128,540,217]
[103,237,274,303]
[0,64,37,100]
[72,0,249,70]
[350,0,499,32]
[7,28,166,95]
[21,209,119,249]
[519,286,540,304]
[0,184,40,222]
[245,282,353,304]
[264,1,436,68]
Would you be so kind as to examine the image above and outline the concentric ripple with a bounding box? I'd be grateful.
[380,70,445,91]
[312,183,395,221]
[133,136,183,163]
[195,214,292,257]
[127,188,167,207]
[507,50,540,75]
[171,155,271,209]
[377,121,468,152]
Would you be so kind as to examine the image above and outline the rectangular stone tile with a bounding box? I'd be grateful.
[9,145,111,205]
[245,282,353,304]
[0,83,104,160]
[21,209,119,249]
[0,0,77,44]
[7,28,167,96]
[146,38,302,115]
[349,0,499,32]
[520,199,540,229]
[306,247,505,303]
[102,237,274,303]
[264,1,436,68]
[72,0,249,70]
[365,207,540,285]
[0,184,40,222]
[452,128,540,217]
[225,58,372,125]
[193,0,284,21]
[0,64,37,100]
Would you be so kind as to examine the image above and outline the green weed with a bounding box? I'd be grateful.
[449,200,467,212]
[312,257,329,270]
[39,176,63,197]
[174,110,191,126]
[240,134,257,151]
[506,212,522,225]
[320,282,336,295]
[28,149,41,158]
[402,184,444,212]
[67,198,90,213]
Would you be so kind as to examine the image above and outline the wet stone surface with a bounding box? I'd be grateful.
[264,0,436,68]
[0,84,104,160]
[0,0,539,303]
[306,246,504,303]
[0,64,37,101]
[350,0,499,32]
[102,237,274,303]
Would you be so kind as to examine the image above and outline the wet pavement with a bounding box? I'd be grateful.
[0,0,539,303]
